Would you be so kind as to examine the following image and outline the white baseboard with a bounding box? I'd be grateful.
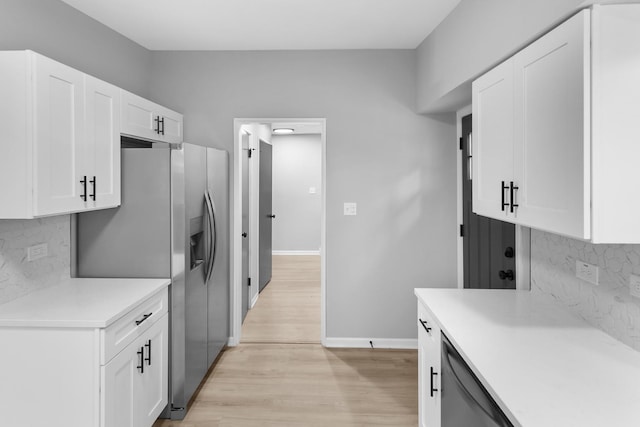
[272,250,320,256]
[250,292,259,309]
[324,337,418,350]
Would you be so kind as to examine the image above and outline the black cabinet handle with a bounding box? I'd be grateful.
[510,181,519,213]
[430,366,438,397]
[268,214,276,219]
[154,116,161,134]
[144,339,152,366]
[419,318,431,333]
[501,181,509,211]
[135,312,153,326]
[89,176,96,201]
[80,176,87,201]
[160,117,165,135]
[137,347,144,373]
[242,232,247,238]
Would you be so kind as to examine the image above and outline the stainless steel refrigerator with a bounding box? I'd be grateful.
[76,139,230,420]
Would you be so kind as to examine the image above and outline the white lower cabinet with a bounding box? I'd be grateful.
[102,314,168,427]
[418,301,441,427]
[0,284,168,427]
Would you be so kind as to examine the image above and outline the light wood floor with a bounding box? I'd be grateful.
[154,255,418,426]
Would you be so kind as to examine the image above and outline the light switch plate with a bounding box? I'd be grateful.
[343,202,357,216]
[309,187,317,194]
[630,274,640,298]
[27,243,48,261]
[576,260,598,285]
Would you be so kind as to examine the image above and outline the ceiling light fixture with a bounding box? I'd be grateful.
[273,128,294,134]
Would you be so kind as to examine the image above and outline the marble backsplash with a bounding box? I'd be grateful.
[0,216,70,305]
[531,229,640,351]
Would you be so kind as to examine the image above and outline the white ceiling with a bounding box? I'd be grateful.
[60,0,461,51]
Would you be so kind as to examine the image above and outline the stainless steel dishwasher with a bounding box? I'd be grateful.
[441,334,514,427]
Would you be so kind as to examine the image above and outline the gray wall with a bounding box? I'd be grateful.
[415,0,591,112]
[0,0,151,97]
[271,134,322,253]
[149,50,458,340]
[0,0,151,304]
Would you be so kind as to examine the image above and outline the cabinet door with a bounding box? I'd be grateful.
[33,54,86,216]
[472,59,515,221]
[85,75,121,209]
[418,306,440,427]
[158,106,183,144]
[121,90,161,141]
[137,314,169,427]
[513,11,590,239]
[102,340,139,427]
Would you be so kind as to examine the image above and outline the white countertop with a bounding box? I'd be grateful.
[0,278,170,328]
[415,288,640,427]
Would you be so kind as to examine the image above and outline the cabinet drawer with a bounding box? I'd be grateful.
[417,301,440,340]
[101,289,168,365]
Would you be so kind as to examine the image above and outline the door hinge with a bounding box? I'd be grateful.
[459,224,464,237]
[248,277,251,287]
[459,137,464,150]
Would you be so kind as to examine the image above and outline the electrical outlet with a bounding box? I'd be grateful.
[27,243,48,261]
[343,202,357,216]
[576,261,598,285]
[630,274,640,298]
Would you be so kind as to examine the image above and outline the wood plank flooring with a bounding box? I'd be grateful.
[154,255,418,426]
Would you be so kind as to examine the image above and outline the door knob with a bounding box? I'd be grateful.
[268,214,276,219]
[242,232,247,238]
[504,247,514,258]
[499,270,514,281]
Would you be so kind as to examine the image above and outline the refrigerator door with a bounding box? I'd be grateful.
[183,143,209,405]
[206,147,230,366]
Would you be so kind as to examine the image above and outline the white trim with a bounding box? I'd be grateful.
[272,250,320,256]
[250,292,259,309]
[231,118,327,348]
[456,105,472,289]
[324,337,418,350]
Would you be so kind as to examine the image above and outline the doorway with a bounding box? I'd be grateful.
[231,118,327,346]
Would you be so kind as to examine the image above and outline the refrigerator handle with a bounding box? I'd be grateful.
[204,191,217,284]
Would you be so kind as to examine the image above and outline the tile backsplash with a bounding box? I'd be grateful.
[531,229,640,351]
[0,216,70,305]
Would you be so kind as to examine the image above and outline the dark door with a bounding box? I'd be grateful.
[241,133,250,322]
[258,139,273,292]
[462,114,516,289]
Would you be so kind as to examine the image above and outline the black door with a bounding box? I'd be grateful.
[258,140,274,292]
[462,115,516,289]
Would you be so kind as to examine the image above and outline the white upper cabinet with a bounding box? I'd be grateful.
[472,5,640,243]
[121,90,183,144]
[0,50,121,218]
[472,58,514,220]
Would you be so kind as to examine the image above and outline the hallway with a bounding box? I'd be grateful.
[154,255,418,426]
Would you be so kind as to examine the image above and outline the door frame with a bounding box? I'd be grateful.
[230,118,327,346]
[456,106,531,290]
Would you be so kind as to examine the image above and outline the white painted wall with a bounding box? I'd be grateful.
[149,50,458,341]
[0,0,151,304]
[271,134,322,254]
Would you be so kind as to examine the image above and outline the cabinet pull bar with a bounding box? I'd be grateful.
[154,116,161,134]
[419,318,432,333]
[137,347,144,373]
[510,181,519,213]
[160,117,165,135]
[80,176,87,201]
[501,181,509,211]
[89,176,96,201]
[144,339,152,366]
[430,366,438,397]
[135,312,153,326]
